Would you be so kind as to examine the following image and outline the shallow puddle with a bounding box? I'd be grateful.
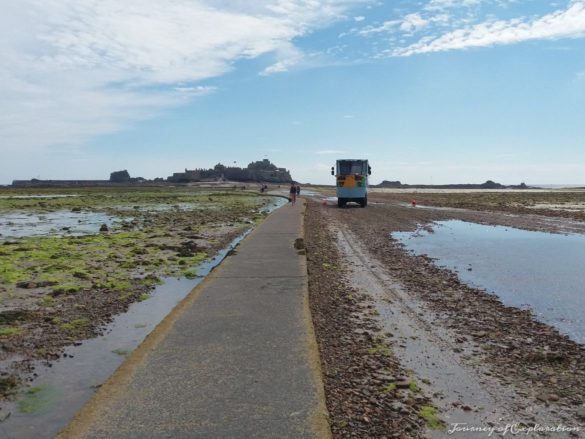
[298,190,323,197]
[0,211,119,238]
[258,196,288,213]
[0,195,79,200]
[393,220,585,344]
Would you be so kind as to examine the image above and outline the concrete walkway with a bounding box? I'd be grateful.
[59,199,330,439]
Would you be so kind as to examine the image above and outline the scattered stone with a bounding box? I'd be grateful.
[312,193,585,431]
[305,202,432,438]
[395,379,411,389]
[37,280,58,287]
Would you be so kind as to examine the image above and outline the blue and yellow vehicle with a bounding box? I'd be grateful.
[331,159,372,208]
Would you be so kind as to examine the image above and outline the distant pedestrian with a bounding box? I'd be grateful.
[289,183,297,205]
[296,185,300,196]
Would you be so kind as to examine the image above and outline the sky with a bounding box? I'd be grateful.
[1,0,585,185]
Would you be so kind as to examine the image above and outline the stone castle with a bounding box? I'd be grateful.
[167,159,292,183]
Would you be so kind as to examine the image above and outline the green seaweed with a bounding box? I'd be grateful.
[18,385,58,414]
[112,348,130,356]
[40,296,56,307]
[409,380,421,393]
[0,326,22,336]
[181,269,198,279]
[367,338,391,356]
[0,375,20,397]
[60,318,89,331]
[418,406,444,430]
[383,383,396,393]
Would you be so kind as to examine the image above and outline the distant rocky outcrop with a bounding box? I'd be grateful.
[109,170,131,183]
[376,181,403,188]
[12,179,110,187]
[12,171,146,187]
[374,180,531,189]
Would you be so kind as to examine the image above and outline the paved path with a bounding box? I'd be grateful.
[59,199,330,439]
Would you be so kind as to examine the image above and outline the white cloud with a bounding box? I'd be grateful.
[400,13,430,33]
[357,20,402,36]
[173,86,217,95]
[356,11,447,37]
[394,0,585,56]
[0,0,367,153]
[425,0,482,11]
[261,43,304,75]
[354,15,366,22]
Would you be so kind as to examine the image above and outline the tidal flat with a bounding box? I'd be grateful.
[306,190,585,435]
[0,186,275,400]
[370,188,585,222]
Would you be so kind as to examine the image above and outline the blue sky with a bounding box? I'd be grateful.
[1,0,585,185]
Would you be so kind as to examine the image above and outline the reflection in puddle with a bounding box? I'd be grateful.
[0,195,79,199]
[259,196,288,213]
[298,190,323,197]
[393,220,585,344]
[0,211,119,238]
[111,202,220,212]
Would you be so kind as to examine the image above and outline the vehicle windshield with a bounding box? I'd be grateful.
[338,160,365,175]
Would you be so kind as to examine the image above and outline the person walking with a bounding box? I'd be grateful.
[289,183,297,205]
[296,185,300,197]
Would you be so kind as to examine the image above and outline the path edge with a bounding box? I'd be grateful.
[300,200,333,439]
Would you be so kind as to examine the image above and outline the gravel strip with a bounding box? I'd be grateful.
[305,200,434,438]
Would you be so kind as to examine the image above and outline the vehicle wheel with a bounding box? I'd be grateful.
[338,198,346,208]
[360,196,367,208]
